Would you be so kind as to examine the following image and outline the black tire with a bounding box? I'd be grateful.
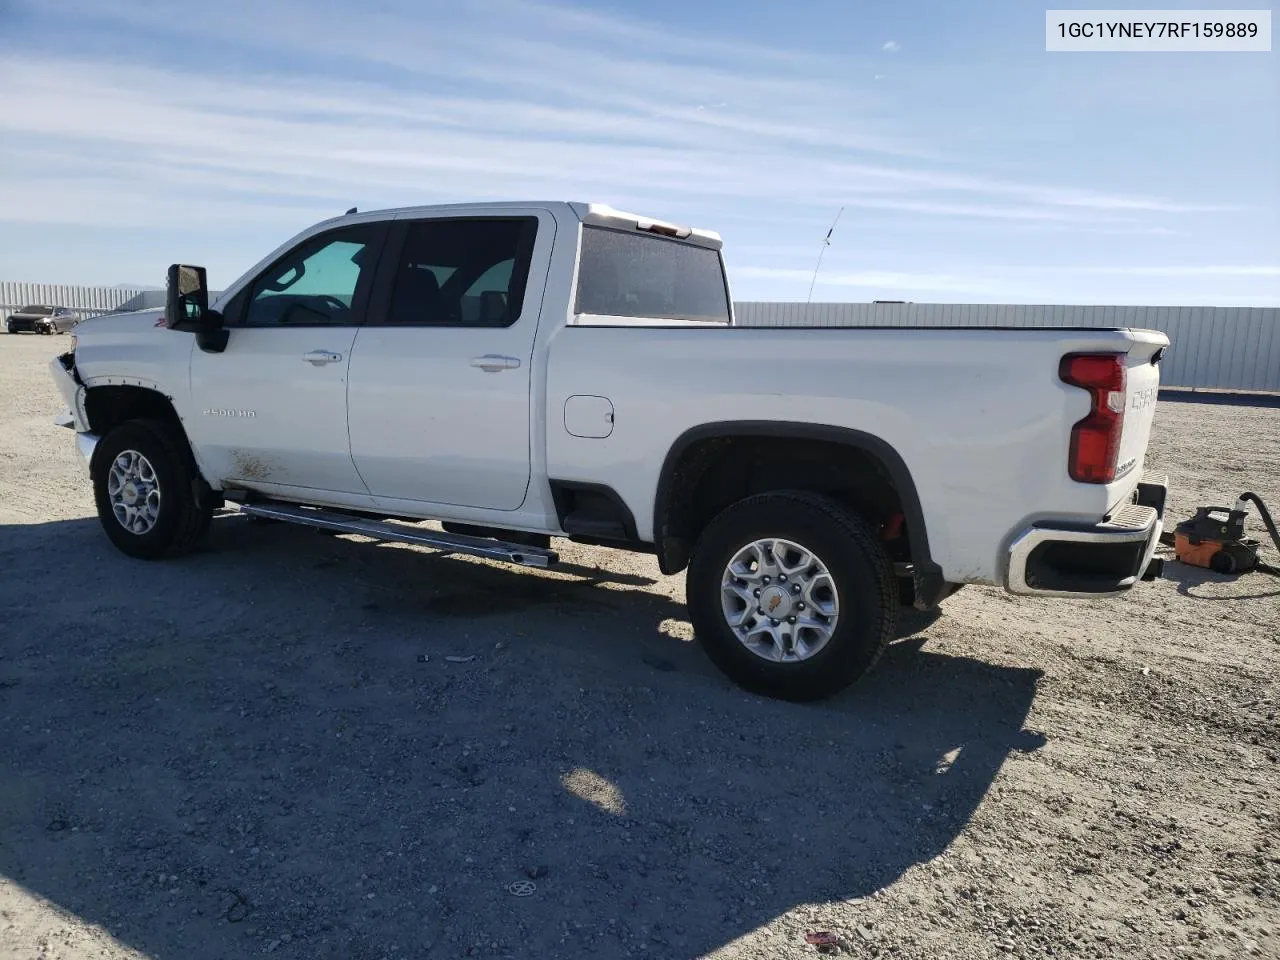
[91,418,214,559]
[687,490,897,701]
[1209,549,1237,575]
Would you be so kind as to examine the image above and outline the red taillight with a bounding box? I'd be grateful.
[1059,353,1126,484]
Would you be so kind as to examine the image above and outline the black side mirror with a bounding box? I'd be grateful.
[166,264,208,330]
[165,263,228,352]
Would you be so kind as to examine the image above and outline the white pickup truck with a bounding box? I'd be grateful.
[51,201,1170,700]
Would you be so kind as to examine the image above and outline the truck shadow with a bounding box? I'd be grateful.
[0,515,1044,960]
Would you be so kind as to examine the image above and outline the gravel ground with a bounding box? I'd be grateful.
[1,331,1277,960]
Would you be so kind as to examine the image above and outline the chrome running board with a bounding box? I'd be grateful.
[236,502,558,569]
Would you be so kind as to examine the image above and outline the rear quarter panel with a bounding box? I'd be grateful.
[543,325,1164,584]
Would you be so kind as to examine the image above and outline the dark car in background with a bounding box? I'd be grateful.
[5,305,80,335]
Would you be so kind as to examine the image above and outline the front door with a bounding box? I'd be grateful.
[346,211,554,510]
[189,222,386,495]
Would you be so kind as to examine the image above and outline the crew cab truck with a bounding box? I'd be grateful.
[50,201,1170,701]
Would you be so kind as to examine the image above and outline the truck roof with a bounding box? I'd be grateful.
[326,201,723,249]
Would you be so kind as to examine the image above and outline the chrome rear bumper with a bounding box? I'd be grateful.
[1006,473,1168,597]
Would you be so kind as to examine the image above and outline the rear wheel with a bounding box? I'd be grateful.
[687,491,897,701]
[91,419,214,559]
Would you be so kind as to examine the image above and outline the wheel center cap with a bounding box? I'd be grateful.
[123,483,138,505]
[760,586,793,619]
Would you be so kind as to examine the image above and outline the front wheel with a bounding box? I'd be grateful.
[687,491,897,702]
[91,419,214,559]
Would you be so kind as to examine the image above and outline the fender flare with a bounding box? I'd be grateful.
[81,380,219,490]
[653,420,946,606]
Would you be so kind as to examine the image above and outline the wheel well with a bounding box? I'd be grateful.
[654,426,932,582]
[84,386,183,438]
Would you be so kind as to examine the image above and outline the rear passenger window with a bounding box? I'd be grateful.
[386,219,537,327]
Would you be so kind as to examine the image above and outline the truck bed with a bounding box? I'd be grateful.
[544,323,1166,584]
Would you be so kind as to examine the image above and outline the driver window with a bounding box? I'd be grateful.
[243,226,376,327]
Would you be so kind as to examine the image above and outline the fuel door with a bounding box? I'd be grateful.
[564,395,614,439]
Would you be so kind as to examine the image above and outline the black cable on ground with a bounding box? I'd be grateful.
[1236,492,1280,554]
[1237,492,1280,577]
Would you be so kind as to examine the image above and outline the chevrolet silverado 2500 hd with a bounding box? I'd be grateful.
[50,201,1170,700]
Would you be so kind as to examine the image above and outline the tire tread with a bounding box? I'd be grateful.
[688,489,897,700]
[92,418,212,559]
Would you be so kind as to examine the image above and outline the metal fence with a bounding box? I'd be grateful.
[0,281,152,323]
[4,280,1276,392]
[734,302,1280,393]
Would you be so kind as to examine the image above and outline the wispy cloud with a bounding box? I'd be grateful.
[0,0,1224,232]
[0,56,1219,232]
[0,0,1267,303]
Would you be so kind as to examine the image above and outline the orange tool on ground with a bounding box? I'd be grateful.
[1163,492,1280,576]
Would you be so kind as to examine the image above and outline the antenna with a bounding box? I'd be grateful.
[806,206,844,304]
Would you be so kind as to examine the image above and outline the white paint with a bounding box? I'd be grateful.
[347,206,558,511]
[61,200,1172,587]
[190,326,367,494]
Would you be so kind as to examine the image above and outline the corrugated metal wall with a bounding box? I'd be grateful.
[0,281,150,323]
[734,303,1280,393]
[4,281,1275,392]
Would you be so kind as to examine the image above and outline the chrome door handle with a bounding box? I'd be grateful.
[302,350,343,366]
[470,354,521,373]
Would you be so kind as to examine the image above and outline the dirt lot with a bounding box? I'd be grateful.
[1,330,1277,960]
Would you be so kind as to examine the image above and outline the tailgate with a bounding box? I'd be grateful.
[1112,330,1166,498]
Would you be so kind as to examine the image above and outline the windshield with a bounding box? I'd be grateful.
[575,226,729,324]
[18,305,53,315]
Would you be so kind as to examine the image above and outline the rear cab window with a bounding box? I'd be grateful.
[574,226,730,325]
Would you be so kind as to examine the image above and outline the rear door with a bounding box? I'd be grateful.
[346,210,555,510]
[189,222,388,494]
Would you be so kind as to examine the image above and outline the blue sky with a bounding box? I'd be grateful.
[0,0,1276,304]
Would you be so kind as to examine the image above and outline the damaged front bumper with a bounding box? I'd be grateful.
[49,352,98,469]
